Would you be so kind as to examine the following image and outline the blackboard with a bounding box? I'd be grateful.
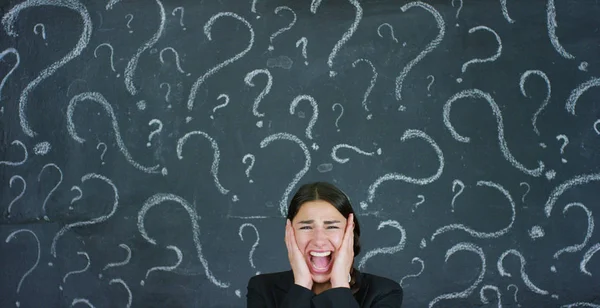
[1,0,600,307]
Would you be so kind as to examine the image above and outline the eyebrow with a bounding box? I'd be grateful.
[297,220,341,225]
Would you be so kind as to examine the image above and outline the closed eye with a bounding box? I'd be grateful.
[300,226,312,230]
[327,226,339,229]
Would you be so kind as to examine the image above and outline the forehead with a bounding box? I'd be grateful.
[294,200,345,220]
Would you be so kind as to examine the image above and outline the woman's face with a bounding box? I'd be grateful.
[292,200,348,284]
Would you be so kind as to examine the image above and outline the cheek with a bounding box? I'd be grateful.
[295,234,311,253]
[330,232,344,248]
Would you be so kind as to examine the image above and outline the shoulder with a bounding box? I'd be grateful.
[361,272,403,295]
[247,270,293,290]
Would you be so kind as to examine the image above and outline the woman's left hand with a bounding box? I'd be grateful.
[330,213,354,288]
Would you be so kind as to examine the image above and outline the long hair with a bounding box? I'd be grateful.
[287,182,362,293]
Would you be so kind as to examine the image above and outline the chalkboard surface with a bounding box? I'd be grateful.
[1,0,600,307]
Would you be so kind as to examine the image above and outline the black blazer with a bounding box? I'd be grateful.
[246,270,403,307]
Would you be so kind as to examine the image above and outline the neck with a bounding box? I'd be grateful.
[312,281,331,295]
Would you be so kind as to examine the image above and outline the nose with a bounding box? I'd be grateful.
[312,227,328,245]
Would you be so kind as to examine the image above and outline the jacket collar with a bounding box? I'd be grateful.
[275,269,363,292]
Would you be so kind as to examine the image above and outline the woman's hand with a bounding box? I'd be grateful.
[285,219,313,290]
[330,213,354,288]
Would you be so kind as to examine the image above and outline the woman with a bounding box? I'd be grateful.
[247,182,403,307]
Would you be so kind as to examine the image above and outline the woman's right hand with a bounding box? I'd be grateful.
[285,219,313,290]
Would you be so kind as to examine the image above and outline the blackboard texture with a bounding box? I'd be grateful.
[1,0,600,307]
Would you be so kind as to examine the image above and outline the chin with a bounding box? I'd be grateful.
[311,272,331,284]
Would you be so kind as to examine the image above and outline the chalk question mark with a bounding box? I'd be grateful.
[242,154,255,183]
[268,6,296,51]
[60,251,90,291]
[426,75,434,96]
[451,179,465,212]
[250,0,260,19]
[519,182,530,203]
[377,23,398,43]
[146,119,163,147]
[457,26,502,83]
[99,244,131,278]
[520,70,551,137]
[141,245,182,286]
[295,37,308,65]
[210,94,229,119]
[507,284,521,307]
[125,14,134,33]
[94,43,120,77]
[0,48,20,101]
[160,82,171,108]
[172,7,186,30]
[70,185,83,210]
[244,68,272,128]
[352,58,377,120]
[594,119,600,135]
[290,94,320,150]
[451,0,463,27]
[556,134,568,163]
[96,142,107,165]
[358,220,406,270]
[33,23,47,45]
[239,223,260,275]
[6,175,26,217]
[332,103,344,132]
[412,195,425,212]
[399,257,425,287]
[5,229,40,307]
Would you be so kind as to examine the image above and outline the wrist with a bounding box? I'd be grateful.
[330,281,350,289]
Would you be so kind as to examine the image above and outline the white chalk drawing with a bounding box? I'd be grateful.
[268,6,296,51]
[94,43,120,77]
[432,180,515,240]
[71,298,95,307]
[399,257,424,287]
[159,47,190,76]
[51,174,119,257]
[332,103,344,132]
[295,37,308,65]
[396,1,444,100]
[5,229,40,307]
[458,25,502,83]
[1,140,28,166]
[244,68,272,127]
[580,243,600,276]
[242,154,255,183]
[172,7,186,30]
[553,203,594,259]
[331,144,381,164]
[141,245,182,286]
[137,193,229,288]
[109,278,132,308]
[210,94,229,119]
[361,129,444,209]
[429,242,485,308]
[146,119,163,147]
[451,179,465,212]
[7,175,26,216]
[556,134,568,163]
[239,223,260,270]
[2,0,92,137]
[520,182,531,203]
[520,70,551,136]
[480,284,502,308]
[96,142,107,165]
[177,130,229,194]
[0,48,20,100]
[260,133,311,217]
[67,92,162,174]
[352,58,377,119]
[358,220,406,270]
[500,0,514,23]
[444,89,545,177]
[507,284,521,307]
[62,251,90,288]
[187,12,254,112]
[497,249,549,295]
[544,173,600,217]
[124,0,165,95]
[289,95,319,148]
[37,163,63,221]
[100,244,132,278]
[565,77,600,115]
[547,0,575,59]
[311,0,362,77]
[377,23,398,43]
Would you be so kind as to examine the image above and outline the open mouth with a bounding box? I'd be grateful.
[308,251,333,273]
